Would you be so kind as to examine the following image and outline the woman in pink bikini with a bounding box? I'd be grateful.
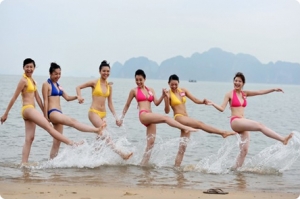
[117,69,197,166]
[207,72,293,169]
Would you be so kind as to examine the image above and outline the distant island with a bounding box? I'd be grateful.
[111,48,300,85]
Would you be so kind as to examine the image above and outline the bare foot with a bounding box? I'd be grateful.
[96,122,107,135]
[283,133,293,145]
[184,127,198,133]
[222,131,237,138]
[122,152,133,160]
[70,140,84,146]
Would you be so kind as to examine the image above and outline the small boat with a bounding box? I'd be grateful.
[188,79,197,83]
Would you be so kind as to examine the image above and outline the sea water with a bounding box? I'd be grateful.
[0,75,299,193]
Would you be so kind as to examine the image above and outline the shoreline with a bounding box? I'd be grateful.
[0,181,298,199]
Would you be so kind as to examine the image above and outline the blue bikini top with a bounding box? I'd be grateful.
[47,79,63,96]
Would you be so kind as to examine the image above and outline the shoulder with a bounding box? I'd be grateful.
[19,76,27,85]
[42,81,50,87]
[148,87,155,94]
[131,88,137,93]
[108,84,113,91]
[88,79,98,86]
[241,90,247,96]
[180,87,188,92]
[225,90,233,98]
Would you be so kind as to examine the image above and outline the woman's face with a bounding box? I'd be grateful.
[50,68,61,82]
[135,75,145,87]
[23,63,35,77]
[169,80,179,91]
[233,76,244,90]
[100,66,110,80]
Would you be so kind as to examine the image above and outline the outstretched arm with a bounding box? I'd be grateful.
[208,92,230,112]
[62,91,77,102]
[184,88,207,104]
[1,78,26,124]
[244,88,283,97]
[76,80,95,104]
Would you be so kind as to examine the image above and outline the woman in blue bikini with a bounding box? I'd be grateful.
[42,62,107,159]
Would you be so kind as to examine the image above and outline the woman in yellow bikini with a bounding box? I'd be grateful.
[42,62,106,159]
[0,58,79,164]
[76,60,132,160]
[164,74,236,167]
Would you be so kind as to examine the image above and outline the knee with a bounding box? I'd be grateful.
[196,121,204,129]
[43,122,54,132]
[257,123,265,131]
[69,118,77,126]
[163,116,170,123]
[25,136,34,144]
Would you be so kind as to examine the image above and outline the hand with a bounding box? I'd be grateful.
[77,96,84,104]
[205,101,214,106]
[0,114,8,124]
[274,88,284,93]
[163,88,169,98]
[203,99,212,105]
[116,120,123,127]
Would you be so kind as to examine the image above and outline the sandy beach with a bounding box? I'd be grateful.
[0,182,298,199]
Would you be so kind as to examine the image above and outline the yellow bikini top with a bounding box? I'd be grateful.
[170,88,186,106]
[23,74,37,93]
[92,79,110,97]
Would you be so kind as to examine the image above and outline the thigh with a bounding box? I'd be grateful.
[88,111,104,128]
[140,112,168,125]
[175,116,201,128]
[49,111,72,126]
[24,108,52,130]
[231,118,262,132]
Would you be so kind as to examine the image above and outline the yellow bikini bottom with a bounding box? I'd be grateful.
[21,105,35,119]
[174,113,185,120]
[89,108,106,119]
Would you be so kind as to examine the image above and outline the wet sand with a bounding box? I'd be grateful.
[0,182,298,199]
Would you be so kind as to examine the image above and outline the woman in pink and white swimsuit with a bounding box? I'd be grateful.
[118,69,197,166]
[207,72,293,169]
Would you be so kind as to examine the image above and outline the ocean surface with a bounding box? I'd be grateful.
[0,75,300,193]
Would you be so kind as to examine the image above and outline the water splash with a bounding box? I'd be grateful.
[191,131,300,175]
[33,128,137,169]
[192,135,238,174]
[240,131,300,174]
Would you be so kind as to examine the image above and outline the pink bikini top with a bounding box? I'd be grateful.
[136,86,154,102]
[231,90,247,107]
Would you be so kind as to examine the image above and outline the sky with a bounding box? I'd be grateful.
[0,0,300,76]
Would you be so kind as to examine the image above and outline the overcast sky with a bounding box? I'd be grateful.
[0,0,299,76]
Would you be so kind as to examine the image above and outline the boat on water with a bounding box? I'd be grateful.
[188,79,197,83]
